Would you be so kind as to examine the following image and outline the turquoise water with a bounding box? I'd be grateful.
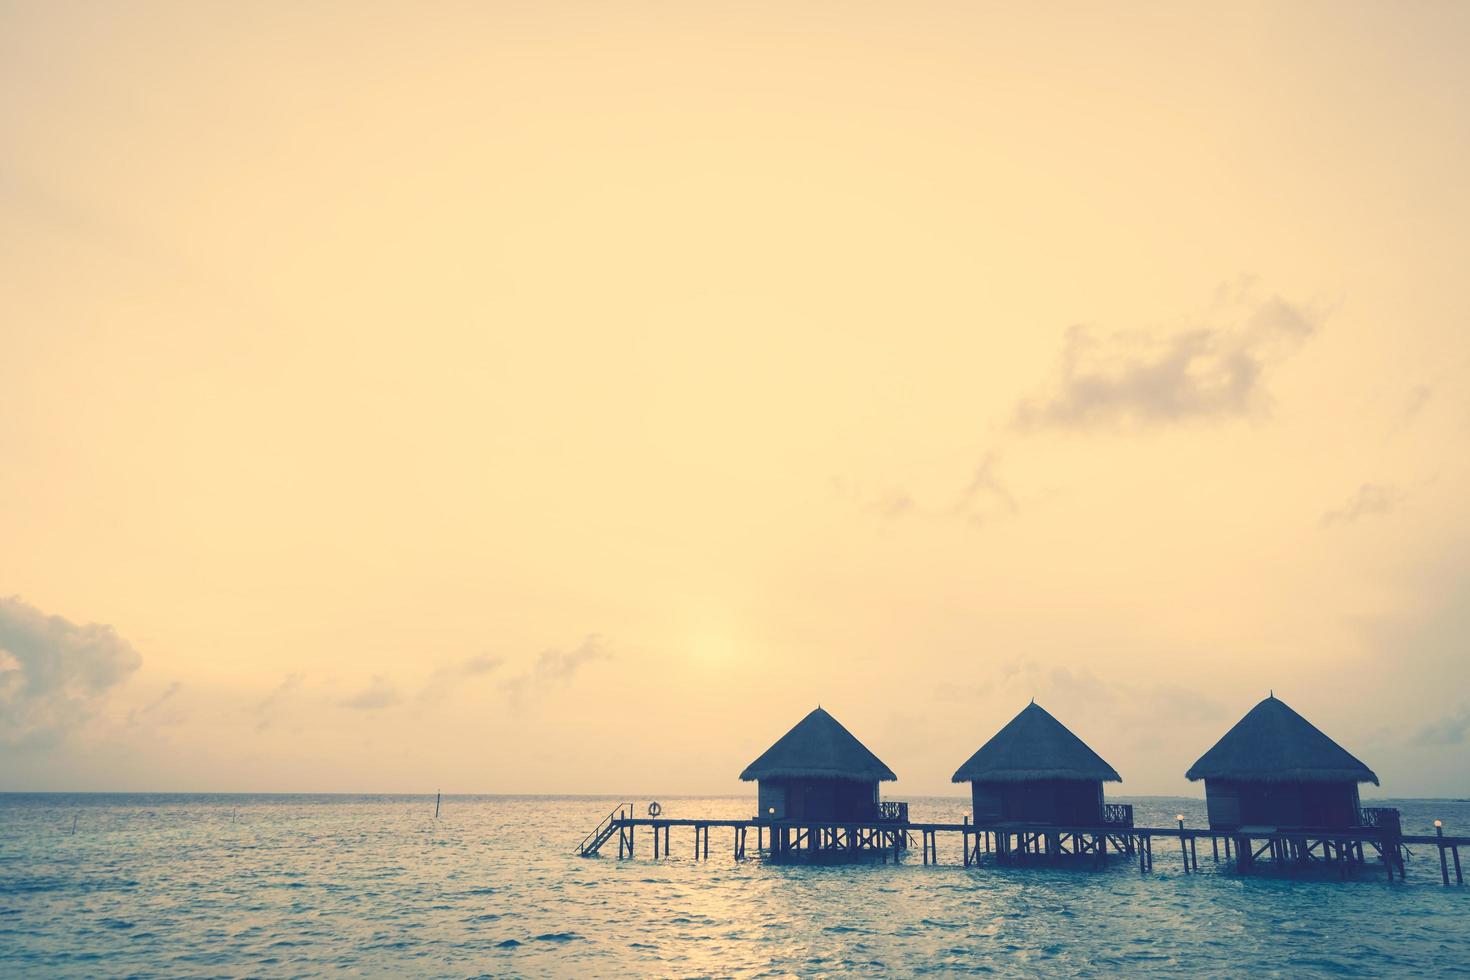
[2,794,1467,977]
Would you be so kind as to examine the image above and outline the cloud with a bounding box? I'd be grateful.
[0,596,142,747]
[251,673,305,731]
[417,654,503,705]
[1402,384,1433,424]
[1014,283,1323,430]
[1412,705,1470,747]
[871,489,914,521]
[1320,483,1406,526]
[953,452,1018,526]
[501,635,609,701]
[127,681,186,728]
[833,477,915,523]
[935,658,1224,737]
[843,455,1018,529]
[338,675,402,710]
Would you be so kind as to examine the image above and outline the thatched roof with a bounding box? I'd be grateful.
[1186,695,1379,785]
[951,702,1121,784]
[739,707,897,783]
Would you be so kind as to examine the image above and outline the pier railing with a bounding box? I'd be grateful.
[877,801,908,822]
[1102,803,1134,827]
[1358,807,1401,833]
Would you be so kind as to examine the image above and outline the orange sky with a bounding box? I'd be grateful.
[3,0,1469,796]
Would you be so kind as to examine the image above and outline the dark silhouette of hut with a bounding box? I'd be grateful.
[740,707,898,822]
[1186,694,1379,830]
[952,701,1122,826]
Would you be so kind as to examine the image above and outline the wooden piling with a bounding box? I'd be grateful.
[435,791,441,819]
[1439,825,1450,886]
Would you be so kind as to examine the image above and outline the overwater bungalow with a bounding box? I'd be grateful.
[1187,694,1381,831]
[739,706,901,823]
[579,694,1461,883]
[952,701,1125,827]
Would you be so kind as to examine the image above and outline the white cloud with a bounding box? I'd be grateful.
[0,596,142,747]
[1015,282,1323,430]
[1321,483,1406,526]
[338,675,402,711]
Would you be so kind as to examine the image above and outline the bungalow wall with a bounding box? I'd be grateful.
[1203,779,1361,830]
[758,778,878,821]
[970,779,1104,826]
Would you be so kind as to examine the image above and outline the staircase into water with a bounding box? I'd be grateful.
[576,802,633,857]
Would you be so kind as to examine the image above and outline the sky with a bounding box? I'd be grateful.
[3,0,1469,798]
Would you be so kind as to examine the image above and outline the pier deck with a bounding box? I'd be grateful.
[577,806,1470,885]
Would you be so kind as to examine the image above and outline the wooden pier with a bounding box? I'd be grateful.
[577,804,1470,885]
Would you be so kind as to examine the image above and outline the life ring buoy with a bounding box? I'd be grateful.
[648,801,662,818]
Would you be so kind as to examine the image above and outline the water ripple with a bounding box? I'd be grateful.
[1,794,1467,977]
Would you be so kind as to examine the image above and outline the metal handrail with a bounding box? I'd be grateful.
[576,801,633,855]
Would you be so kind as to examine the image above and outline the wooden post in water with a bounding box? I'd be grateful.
[435,791,441,820]
[1438,822,1450,886]
[71,813,78,836]
[1177,817,1188,873]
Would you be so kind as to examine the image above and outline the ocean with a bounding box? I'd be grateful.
[2,794,1467,977]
